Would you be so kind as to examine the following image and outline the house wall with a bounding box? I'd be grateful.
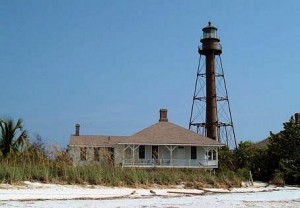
[69,146,117,166]
[70,145,219,168]
[114,144,123,166]
[69,146,80,164]
[87,147,94,162]
[159,146,194,160]
[198,147,207,160]
[69,146,94,166]
[145,146,152,159]
[121,145,217,161]
[159,146,170,160]
[185,146,191,159]
[124,146,138,161]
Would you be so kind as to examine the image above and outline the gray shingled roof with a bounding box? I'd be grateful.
[69,135,127,147]
[119,121,223,146]
[70,121,223,147]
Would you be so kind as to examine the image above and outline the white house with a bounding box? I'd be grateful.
[69,109,224,169]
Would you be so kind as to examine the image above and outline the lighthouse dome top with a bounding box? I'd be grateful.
[202,22,218,30]
[202,22,218,39]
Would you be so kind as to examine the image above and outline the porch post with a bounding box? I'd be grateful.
[122,145,125,166]
[170,146,173,166]
[123,144,140,166]
[204,147,209,166]
[132,145,135,164]
[123,144,132,166]
[131,145,140,165]
[165,145,177,167]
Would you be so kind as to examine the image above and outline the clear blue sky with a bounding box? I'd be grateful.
[1,0,300,147]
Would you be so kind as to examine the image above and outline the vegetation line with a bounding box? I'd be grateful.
[0,117,299,186]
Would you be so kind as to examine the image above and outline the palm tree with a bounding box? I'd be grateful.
[0,118,28,156]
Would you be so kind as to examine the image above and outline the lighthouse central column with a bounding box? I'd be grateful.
[189,22,237,148]
[205,53,217,140]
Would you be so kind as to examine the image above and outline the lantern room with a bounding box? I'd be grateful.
[202,22,218,39]
[199,22,221,55]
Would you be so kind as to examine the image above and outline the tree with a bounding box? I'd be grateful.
[0,118,28,156]
[234,141,257,170]
[218,146,236,171]
[268,117,300,184]
[26,133,48,160]
[28,134,46,153]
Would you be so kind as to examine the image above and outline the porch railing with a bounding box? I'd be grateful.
[122,159,218,168]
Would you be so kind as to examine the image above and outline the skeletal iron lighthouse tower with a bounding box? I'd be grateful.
[189,22,237,148]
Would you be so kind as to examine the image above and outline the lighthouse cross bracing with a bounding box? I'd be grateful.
[189,22,237,149]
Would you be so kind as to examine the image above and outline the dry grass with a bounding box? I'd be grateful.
[0,149,243,188]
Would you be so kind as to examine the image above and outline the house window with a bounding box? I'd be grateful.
[108,147,114,161]
[213,150,217,160]
[152,146,158,159]
[207,150,217,160]
[207,150,212,160]
[139,145,145,159]
[191,146,197,159]
[80,147,86,161]
[94,147,100,161]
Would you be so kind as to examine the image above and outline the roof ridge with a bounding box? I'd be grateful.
[71,135,128,137]
[132,121,210,139]
[70,120,223,146]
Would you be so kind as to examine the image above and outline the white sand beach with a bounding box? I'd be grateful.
[0,181,299,207]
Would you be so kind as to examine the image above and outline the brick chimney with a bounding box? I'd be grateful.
[295,113,300,125]
[75,124,80,136]
[159,109,168,122]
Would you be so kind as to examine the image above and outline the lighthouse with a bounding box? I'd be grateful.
[189,22,237,148]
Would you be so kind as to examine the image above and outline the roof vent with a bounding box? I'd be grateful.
[159,109,168,122]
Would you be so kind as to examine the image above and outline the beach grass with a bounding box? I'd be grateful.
[0,150,244,188]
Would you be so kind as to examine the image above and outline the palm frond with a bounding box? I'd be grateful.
[14,130,29,152]
[14,118,24,132]
[0,118,27,156]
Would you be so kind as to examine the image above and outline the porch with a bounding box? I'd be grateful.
[120,144,219,169]
[122,158,218,168]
